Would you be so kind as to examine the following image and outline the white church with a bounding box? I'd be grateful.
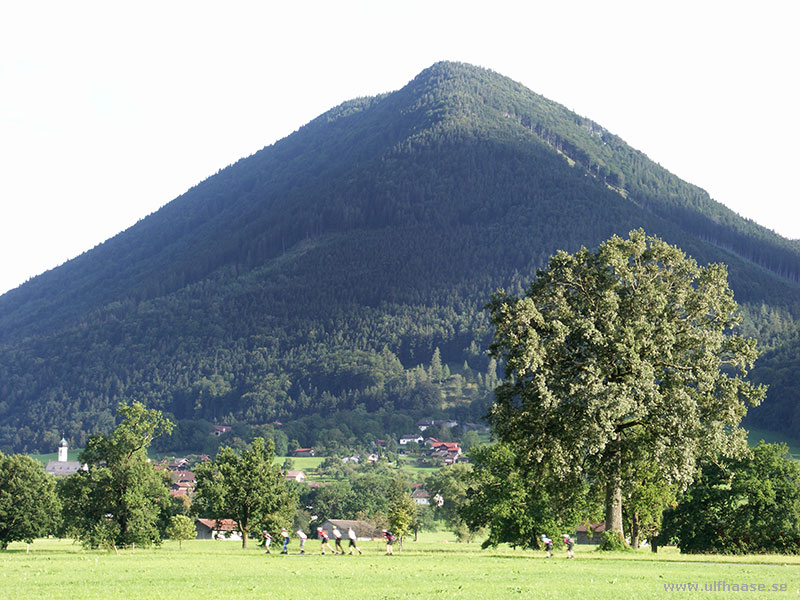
[45,437,84,476]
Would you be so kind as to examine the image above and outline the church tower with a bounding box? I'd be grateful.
[58,437,68,462]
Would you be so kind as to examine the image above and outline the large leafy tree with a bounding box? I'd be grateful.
[59,401,173,549]
[486,230,764,539]
[194,437,296,549]
[0,453,60,549]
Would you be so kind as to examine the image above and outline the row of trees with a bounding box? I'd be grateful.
[0,401,425,551]
[2,231,798,553]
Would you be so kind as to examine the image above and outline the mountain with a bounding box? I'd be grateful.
[1,61,799,453]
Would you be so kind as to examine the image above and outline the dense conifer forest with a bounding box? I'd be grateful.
[1,62,798,452]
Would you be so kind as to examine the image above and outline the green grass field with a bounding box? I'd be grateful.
[2,534,798,599]
[747,428,800,461]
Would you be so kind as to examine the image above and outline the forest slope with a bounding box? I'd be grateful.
[1,62,798,452]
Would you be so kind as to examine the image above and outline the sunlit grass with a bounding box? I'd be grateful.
[2,536,798,599]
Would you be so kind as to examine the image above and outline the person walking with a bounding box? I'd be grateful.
[563,534,575,559]
[382,529,395,555]
[332,526,345,555]
[297,529,307,555]
[347,527,363,555]
[317,527,335,554]
[541,535,553,558]
[280,528,290,554]
[263,531,273,554]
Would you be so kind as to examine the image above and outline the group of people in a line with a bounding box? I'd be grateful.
[264,528,572,558]
[541,534,575,559]
[264,526,369,555]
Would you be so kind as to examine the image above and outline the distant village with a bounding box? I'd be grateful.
[43,417,501,543]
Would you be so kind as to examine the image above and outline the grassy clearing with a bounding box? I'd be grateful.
[747,428,800,460]
[2,536,798,599]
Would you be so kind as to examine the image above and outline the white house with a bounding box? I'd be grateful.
[399,434,424,445]
[411,488,430,505]
[284,470,306,483]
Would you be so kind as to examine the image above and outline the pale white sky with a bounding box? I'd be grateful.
[1,1,798,296]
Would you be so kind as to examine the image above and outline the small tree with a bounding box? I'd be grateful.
[426,463,477,541]
[166,515,196,549]
[0,453,60,550]
[194,438,296,549]
[461,443,575,549]
[388,479,417,550]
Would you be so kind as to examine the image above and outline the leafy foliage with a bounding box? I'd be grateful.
[58,401,174,549]
[165,514,196,549]
[662,442,800,554]
[0,452,60,549]
[424,463,477,541]
[193,438,296,549]
[486,230,765,535]
[388,479,417,545]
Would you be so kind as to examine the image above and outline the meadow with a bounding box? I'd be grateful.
[2,533,798,599]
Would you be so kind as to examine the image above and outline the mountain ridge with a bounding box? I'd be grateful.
[1,61,798,452]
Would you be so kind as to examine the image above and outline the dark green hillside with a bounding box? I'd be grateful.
[1,62,799,452]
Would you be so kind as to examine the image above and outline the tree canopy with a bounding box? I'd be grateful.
[0,452,59,549]
[486,229,765,540]
[662,442,800,554]
[193,437,295,549]
[58,401,173,550]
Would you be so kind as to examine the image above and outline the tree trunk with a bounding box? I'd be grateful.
[242,530,248,549]
[604,432,624,536]
[630,512,640,550]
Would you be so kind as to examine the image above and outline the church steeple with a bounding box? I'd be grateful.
[58,437,68,462]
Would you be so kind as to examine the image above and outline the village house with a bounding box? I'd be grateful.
[399,434,424,445]
[212,425,232,437]
[175,471,195,484]
[417,419,458,431]
[167,457,189,470]
[294,448,315,457]
[431,441,461,456]
[575,522,606,545]
[284,470,306,483]
[411,488,430,505]
[195,518,241,540]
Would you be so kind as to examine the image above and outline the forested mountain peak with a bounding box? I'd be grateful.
[1,62,798,453]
